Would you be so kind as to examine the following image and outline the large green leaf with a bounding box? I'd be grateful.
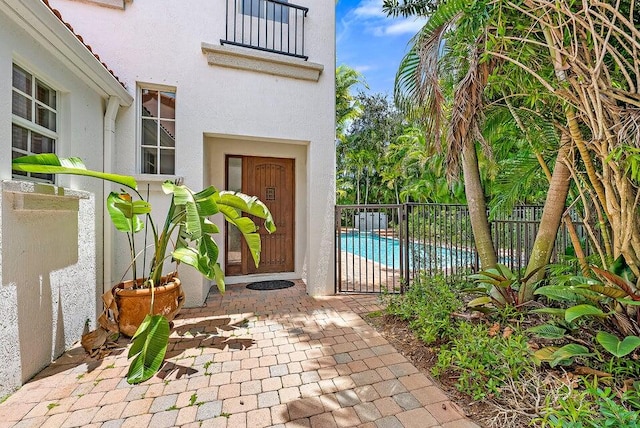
[610,254,635,283]
[549,344,592,368]
[535,284,601,302]
[127,314,170,384]
[215,191,276,232]
[527,324,567,339]
[193,187,220,217]
[172,247,200,272]
[217,204,263,267]
[213,263,225,294]
[535,285,581,302]
[163,183,203,238]
[107,192,150,233]
[565,304,607,323]
[12,154,137,190]
[596,331,640,358]
[172,235,220,280]
[531,307,566,317]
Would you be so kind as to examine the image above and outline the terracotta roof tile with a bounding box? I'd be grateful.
[41,0,126,88]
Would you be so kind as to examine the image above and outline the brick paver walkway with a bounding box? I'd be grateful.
[0,281,478,428]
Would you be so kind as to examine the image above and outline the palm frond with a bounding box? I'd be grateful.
[446,45,492,177]
[394,0,468,139]
[383,0,438,18]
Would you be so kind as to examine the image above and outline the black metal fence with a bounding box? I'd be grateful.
[335,204,590,294]
[222,0,308,60]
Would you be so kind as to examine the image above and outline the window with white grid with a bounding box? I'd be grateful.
[139,87,176,175]
[11,63,57,182]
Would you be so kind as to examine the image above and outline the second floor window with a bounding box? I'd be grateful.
[242,0,289,24]
[12,63,57,182]
[140,88,175,175]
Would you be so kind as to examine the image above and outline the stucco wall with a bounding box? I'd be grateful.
[0,10,107,396]
[0,183,97,397]
[49,0,337,301]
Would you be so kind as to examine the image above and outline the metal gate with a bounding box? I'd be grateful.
[335,205,405,294]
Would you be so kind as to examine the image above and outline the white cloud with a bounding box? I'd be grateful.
[354,65,376,73]
[348,1,427,38]
[353,0,386,18]
[384,18,427,35]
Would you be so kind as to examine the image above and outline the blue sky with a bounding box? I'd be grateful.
[336,0,427,96]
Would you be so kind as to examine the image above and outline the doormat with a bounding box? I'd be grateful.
[246,280,295,291]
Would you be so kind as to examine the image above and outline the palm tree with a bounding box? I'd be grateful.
[336,65,366,142]
[386,0,498,269]
[387,0,640,303]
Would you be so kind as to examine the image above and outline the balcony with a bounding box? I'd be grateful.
[222,0,309,60]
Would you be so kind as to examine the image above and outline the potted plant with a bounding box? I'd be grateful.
[11,154,275,383]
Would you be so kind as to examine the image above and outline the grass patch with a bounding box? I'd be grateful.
[366,310,383,318]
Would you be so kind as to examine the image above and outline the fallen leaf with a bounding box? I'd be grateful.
[560,372,580,389]
[503,327,514,338]
[488,323,501,337]
[81,327,109,353]
[574,366,612,378]
[527,341,540,350]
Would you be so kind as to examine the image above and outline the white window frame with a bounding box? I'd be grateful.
[137,84,176,175]
[11,63,58,183]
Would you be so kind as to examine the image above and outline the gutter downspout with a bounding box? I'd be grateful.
[103,96,119,293]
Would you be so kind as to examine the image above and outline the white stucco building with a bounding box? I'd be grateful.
[0,0,335,395]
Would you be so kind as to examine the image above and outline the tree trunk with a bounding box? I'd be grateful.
[462,141,497,269]
[520,140,572,302]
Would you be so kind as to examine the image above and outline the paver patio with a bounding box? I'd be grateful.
[0,281,478,428]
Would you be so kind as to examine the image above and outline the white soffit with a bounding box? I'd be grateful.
[0,0,133,106]
[68,0,127,10]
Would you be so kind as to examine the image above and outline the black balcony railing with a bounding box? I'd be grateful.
[222,0,308,60]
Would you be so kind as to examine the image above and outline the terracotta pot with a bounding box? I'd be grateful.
[113,273,185,337]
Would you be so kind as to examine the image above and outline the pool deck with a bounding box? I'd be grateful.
[0,281,478,428]
[338,251,403,293]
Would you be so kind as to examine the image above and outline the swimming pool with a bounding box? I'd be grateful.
[339,231,474,270]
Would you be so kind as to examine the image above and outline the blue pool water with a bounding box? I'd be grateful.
[339,231,474,270]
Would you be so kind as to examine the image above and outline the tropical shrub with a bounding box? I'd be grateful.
[531,258,640,368]
[385,274,462,344]
[466,264,542,310]
[432,322,533,400]
[537,384,640,428]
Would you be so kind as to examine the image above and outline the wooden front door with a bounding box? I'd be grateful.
[225,156,295,275]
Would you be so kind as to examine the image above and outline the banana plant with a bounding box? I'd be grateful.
[12,154,276,384]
